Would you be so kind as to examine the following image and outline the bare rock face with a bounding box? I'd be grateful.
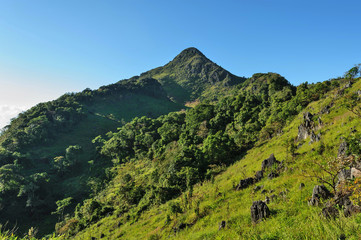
[261,154,280,171]
[308,185,333,206]
[251,201,270,223]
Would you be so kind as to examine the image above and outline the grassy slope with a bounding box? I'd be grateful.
[69,79,361,240]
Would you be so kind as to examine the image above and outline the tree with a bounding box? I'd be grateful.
[52,197,72,222]
[345,64,361,80]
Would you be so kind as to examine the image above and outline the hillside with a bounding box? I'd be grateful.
[0,48,361,240]
[57,73,361,239]
[0,48,245,236]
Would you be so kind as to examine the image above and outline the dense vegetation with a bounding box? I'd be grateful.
[0,48,360,239]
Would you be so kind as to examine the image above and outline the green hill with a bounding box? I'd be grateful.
[0,48,245,236]
[59,74,361,240]
[1,48,361,240]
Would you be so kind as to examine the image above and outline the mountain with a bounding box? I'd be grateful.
[138,47,245,103]
[0,48,245,236]
[0,48,360,240]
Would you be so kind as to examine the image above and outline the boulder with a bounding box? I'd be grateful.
[251,201,270,223]
[261,154,280,171]
[308,185,333,206]
[236,177,255,191]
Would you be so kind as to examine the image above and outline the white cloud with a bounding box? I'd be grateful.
[0,105,28,130]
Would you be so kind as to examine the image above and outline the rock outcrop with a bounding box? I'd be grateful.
[337,142,348,158]
[236,177,255,191]
[261,154,280,171]
[308,185,333,206]
[251,201,270,223]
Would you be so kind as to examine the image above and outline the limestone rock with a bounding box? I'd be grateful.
[261,154,280,171]
[338,142,348,158]
[236,177,254,191]
[308,185,333,206]
[254,170,264,181]
[251,200,270,223]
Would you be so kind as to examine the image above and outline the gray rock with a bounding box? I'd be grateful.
[261,154,280,171]
[297,112,316,141]
[254,170,264,181]
[310,131,321,143]
[236,177,255,191]
[337,169,351,187]
[251,200,270,223]
[297,124,310,141]
[308,185,333,206]
[338,142,348,158]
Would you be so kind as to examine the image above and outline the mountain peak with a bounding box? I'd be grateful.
[179,47,204,56]
[172,47,207,63]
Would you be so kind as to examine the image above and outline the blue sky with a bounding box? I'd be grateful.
[0,0,361,127]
